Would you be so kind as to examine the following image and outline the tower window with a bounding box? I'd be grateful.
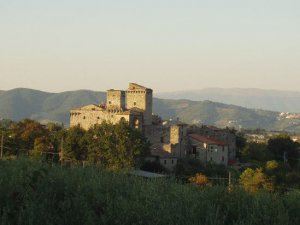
[192,146,197,154]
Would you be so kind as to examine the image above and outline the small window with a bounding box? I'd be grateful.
[164,160,167,165]
[222,156,225,162]
[83,116,86,119]
[171,160,174,164]
[134,102,137,106]
[192,146,197,154]
[160,137,164,143]
[109,101,112,104]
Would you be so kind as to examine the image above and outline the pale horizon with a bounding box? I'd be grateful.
[1,0,300,93]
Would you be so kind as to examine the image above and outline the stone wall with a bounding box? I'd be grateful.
[70,109,130,130]
[189,138,229,166]
[107,90,125,109]
[126,89,152,126]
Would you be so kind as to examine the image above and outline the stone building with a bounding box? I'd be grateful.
[70,83,187,171]
[188,125,237,162]
[70,83,152,130]
[188,134,229,166]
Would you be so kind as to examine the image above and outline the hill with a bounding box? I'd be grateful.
[157,88,300,113]
[1,88,300,132]
[0,88,105,124]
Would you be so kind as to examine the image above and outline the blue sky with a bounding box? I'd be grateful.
[1,0,300,92]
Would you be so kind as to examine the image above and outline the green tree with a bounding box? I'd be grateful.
[31,136,54,160]
[241,142,271,162]
[86,121,150,171]
[9,119,48,155]
[64,126,87,161]
[268,135,299,168]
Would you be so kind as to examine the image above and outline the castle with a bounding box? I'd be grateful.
[70,83,235,170]
[70,83,152,130]
[70,83,189,170]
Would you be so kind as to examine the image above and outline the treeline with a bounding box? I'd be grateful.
[0,119,150,170]
[237,133,300,191]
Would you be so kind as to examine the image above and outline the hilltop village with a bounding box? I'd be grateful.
[70,83,237,170]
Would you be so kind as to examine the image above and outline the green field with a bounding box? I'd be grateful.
[0,159,299,225]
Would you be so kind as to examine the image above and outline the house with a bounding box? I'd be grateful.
[188,134,229,166]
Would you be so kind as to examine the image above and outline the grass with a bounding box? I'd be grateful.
[0,159,299,225]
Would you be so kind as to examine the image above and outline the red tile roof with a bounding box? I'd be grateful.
[189,134,227,146]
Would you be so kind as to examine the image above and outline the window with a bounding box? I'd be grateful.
[192,146,197,154]
[160,137,164,143]
[83,116,86,119]
[222,156,225,162]
[109,101,111,104]
[134,102,137,106]
[164,160,167,165]
[171,160,174,164]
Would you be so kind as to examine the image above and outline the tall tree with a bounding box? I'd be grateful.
[86,121,150,170]
[64,126,87,161]
[268,135,299,168]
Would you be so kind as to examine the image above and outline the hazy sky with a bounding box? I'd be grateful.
[1,0,300,93]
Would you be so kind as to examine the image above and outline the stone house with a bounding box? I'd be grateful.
[188,134,229,166]
[189,125,236,162]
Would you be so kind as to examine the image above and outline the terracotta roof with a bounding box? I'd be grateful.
[189,134,227,146]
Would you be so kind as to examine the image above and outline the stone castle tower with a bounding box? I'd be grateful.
[126,83,153,126]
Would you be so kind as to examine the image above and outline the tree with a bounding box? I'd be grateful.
[31,136,55,161]
[240,168,274,192]
[268,135,299,168]
[9,119,48,155]
[86,121,150,171]
[241,142,271,162]
[64,126,87,161]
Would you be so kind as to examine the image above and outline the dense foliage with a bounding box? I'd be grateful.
[1,119,150,171]
[0,159,299,225]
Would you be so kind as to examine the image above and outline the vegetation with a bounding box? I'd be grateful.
[0,159,300,225]
[1,119,150,171]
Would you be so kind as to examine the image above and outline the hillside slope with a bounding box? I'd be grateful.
[1,88,300,131]
[157,88,300,113]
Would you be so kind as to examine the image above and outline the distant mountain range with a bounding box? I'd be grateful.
[156,88,300,113]
[1,88,300,132]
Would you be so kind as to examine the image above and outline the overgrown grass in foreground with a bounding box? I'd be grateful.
[0,159,299,225]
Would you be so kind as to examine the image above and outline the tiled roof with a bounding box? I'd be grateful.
[189,134,227,146]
